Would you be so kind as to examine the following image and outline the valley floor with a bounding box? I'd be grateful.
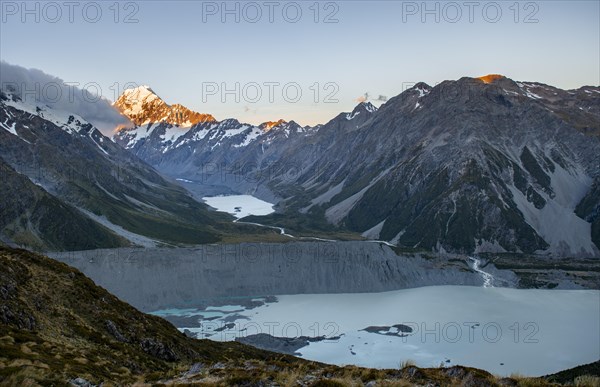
[1,246,599,386]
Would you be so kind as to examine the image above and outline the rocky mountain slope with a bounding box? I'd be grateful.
[0,158,128,251]
[49,242,510,312]
[1,246,597,385]
[0,90,258,250]
[114,76,600,257]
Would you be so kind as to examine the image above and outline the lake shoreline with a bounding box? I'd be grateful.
[150,286,600,377]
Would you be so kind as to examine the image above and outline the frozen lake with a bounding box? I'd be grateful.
[152,286,600,377]
[202,194,275,219]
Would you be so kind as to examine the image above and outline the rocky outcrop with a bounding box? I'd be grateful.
[140,338,179,362]
[236,333,339,355]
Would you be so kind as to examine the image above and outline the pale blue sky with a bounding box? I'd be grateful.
[1,0,599,126]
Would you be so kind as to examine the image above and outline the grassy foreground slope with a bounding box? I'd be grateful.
[0,246,598,386]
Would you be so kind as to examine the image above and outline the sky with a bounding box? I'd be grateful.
[1,0,599,129]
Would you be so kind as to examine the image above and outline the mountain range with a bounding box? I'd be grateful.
[0,88,277,251]
[112,75,600,257]
[0,74,598,256]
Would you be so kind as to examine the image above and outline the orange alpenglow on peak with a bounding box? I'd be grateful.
[114,86,216,127]
[261,119,287,131]
[477,74,506,84]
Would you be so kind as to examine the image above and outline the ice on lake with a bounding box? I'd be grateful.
[202,195,275,219]
[152,286,600,377]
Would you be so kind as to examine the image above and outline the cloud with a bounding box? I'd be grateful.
[0,61,131,134]
[355,92,388,104]
[243,105,257,114]
[355,92,369,103]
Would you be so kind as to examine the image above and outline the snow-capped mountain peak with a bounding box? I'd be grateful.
[347,101,378,120]
[114,85,215,127]
[412,82,431,94]
[119,85,160,108]
[1,91,93,136]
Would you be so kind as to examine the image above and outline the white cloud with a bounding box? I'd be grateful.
[0,61,131,134]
